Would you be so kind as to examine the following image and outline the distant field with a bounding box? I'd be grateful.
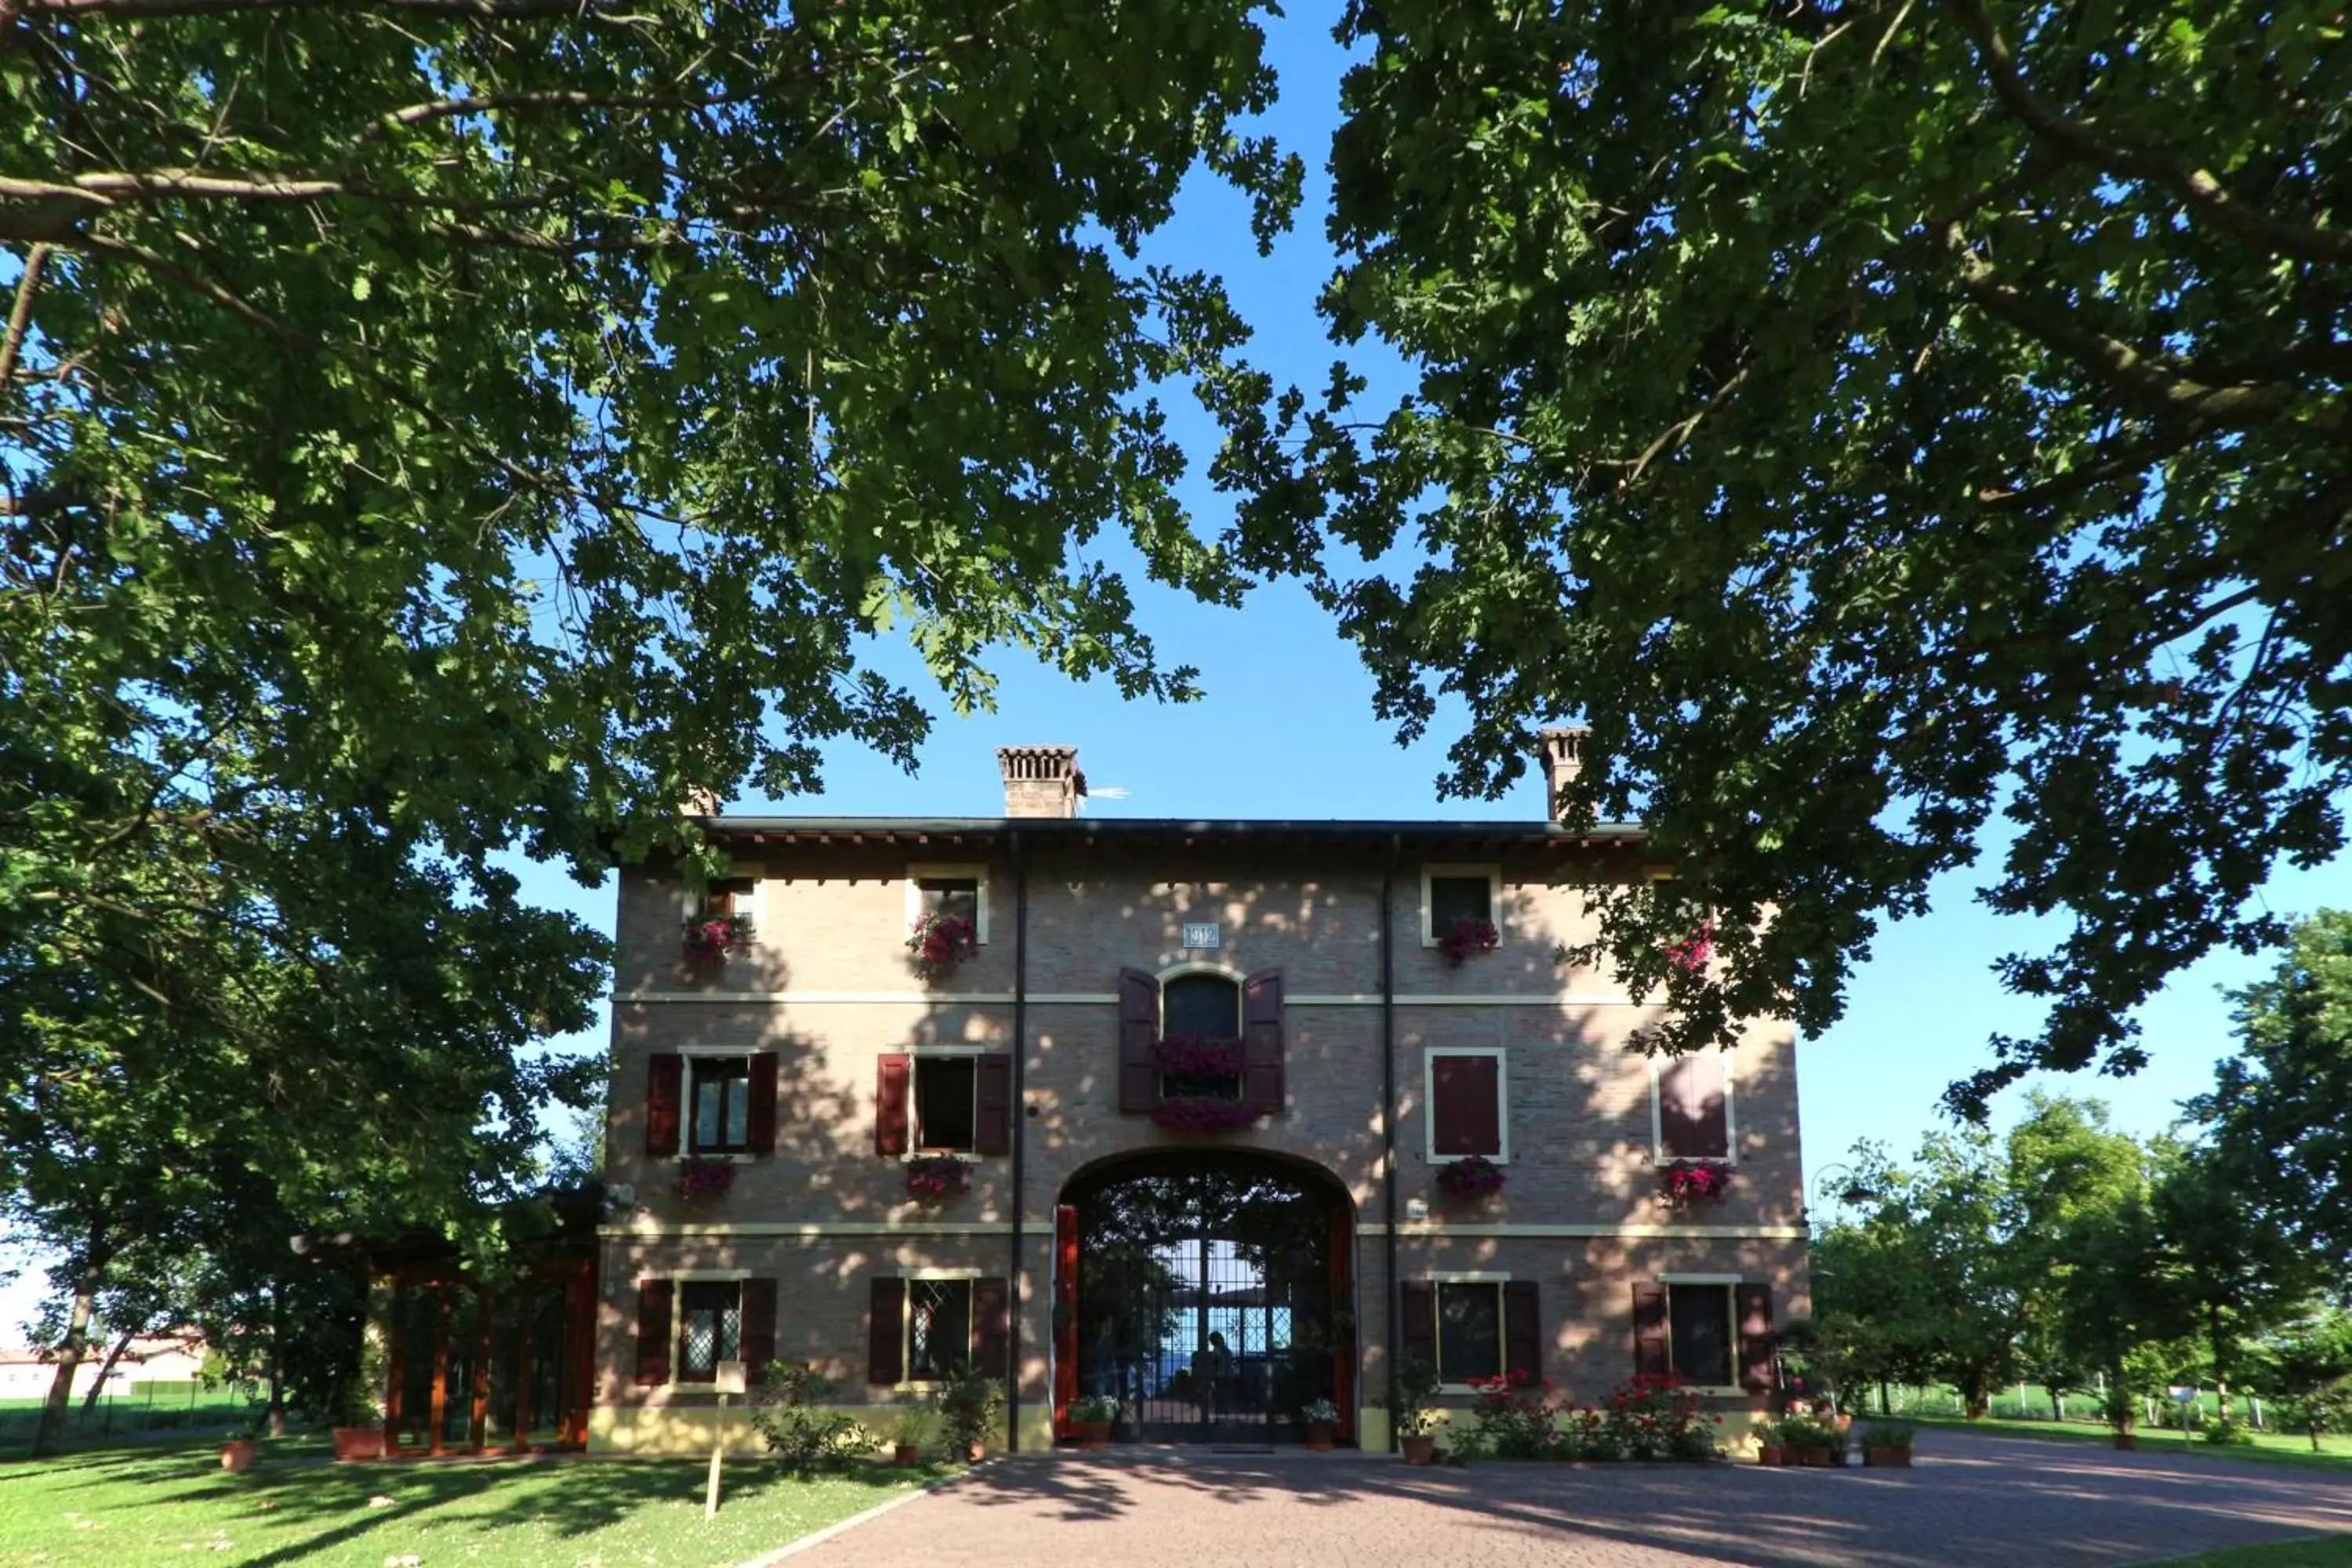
[0,1386,256,1454]
[1910,1414,2352,1477]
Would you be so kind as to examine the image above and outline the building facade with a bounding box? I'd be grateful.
[591,736,1810,1454]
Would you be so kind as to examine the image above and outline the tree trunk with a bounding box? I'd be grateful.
[2206,1305,2229,1426]
[265,1285,288,1439]
[1878,1381,1892,1416]
[78,1327,141,1414]
[31,1270,101,1457]
[1959,1371,1991,1420]
[2047,1385,2065,1423]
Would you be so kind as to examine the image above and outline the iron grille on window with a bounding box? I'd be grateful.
[909,1279,971,1380]
[679,1282,741,1381]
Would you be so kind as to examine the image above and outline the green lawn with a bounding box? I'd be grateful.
[2147,1538,2352,1567]
[1911,1414,2352,1477]
[0,1439,946,1567]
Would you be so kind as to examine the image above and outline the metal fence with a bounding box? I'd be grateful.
[0,1381,261,1452]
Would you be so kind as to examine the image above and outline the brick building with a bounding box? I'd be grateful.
[591,735,1810,1454]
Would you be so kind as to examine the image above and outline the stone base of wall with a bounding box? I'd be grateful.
[586,1403,1049,1457]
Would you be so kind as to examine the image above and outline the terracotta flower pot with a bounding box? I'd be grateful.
[1075,1421,1112,1452]
[893,1443,921,1467]
[966,1440,987,1464]
[220,1439,259,1472]
[1305,1422,1334,1452]
[1865,1447,1911,1468]
[331,1426,383,1462]
[1757,1445,1788,1467]
[1798,1446,1836,1468]
[1400,1435,1437,1466]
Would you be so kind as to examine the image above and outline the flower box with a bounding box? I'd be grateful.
[1435,1155,1505,1200]
[1659,1160,1730,1205]
[908,913,978,979]
[906,1155,970,1200]
[681,914,753,967]
[1666,920,1715,974]
[1154,1036,1245,1078]
[674,1156,736,1201]
[1438,917,1499,966]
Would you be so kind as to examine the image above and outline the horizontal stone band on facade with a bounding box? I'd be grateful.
[612,989,1660,1007]
[597,1220,1807,1240]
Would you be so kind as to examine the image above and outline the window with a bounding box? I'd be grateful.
[1654,1053,1732,1161]
[1436,1282,1504,1385]
[906,864,988,943]
[1160,972,1243,1099]
[690,1056,752,1154]
[1666,1283,1735,1387]
[1421,865,1500,946]
[677,1281,742,1383]
[913,1056,978,1153]
[1425,1049,1507,1162]
[908,1279,973,1381]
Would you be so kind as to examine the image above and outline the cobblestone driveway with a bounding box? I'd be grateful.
[788,1432,2352,1568]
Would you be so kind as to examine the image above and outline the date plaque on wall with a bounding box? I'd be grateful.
[1181,922,1219,950]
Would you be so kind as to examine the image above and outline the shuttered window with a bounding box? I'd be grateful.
[869,1276,1012,1385]
[1657,1052,1730,1160]
[677,1282,742,1383]
[1416,1279,1542,1387]
[690,1057,753,1154]
[914,1057,977,1152]
[1635,1280,1769,1388]
[879,1052,1011,1156]
[1427,1050,1505,1160]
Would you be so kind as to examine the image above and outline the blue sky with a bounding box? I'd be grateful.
[3,1,2342,1342]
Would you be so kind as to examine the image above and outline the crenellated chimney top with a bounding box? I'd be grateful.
[996,745,1085,818]
[1536,727,1592,822]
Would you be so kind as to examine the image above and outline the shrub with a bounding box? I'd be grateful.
[1464,1371,1561,1459]
[1856,1420,1915,1450]
[1778,1414,1838,1450]
[933,1363,1004,1459]
[1392,1356,1443,1438]
[1070,1393,1120,1424]
[1300,1397,1340,1425]
[1602,1373,1721,1461]
[2202,1418,2257,1446]
[750,1361,870,1472]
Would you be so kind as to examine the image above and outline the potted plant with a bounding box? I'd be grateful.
[905,1154,969,1200]
[1300,1396,1339,1451]
[890,1402,930,1467]
[1858,1420,1915,1468]
[1751,1415,1788,1467]
[1782,1414,1838,1467]
[681,913,752,967]
[908,912,977,980]
[1070,1393,1119,1451]
[1394,1356,1442,1465]
[934,1363,1003,1464]
[1438,917,1499,966]
[674,1156,736,1201]
[1659,1161,1730,1206]
[1435,1154,1505,1201]
[331,1379,384,1462]
[220,1413,264,1472]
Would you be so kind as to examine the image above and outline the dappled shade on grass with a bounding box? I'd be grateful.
[0,1439,938,1567]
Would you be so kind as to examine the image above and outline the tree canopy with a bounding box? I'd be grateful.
[1243,0,2352,1113]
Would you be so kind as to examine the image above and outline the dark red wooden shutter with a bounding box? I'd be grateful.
[747,1052,779,1156]
[1399,1281,1437,1371]
[1504,1280,1542,1382]
[1432,1054,1501,1157]
[876,1053,912,1156]
[740,1277,778,1376]
[1736,1283,1775,1392]
[1242,967,1285,1116]
[1632,1283,1669,1377]
[1117,967,1162,1113]
[1660,1054,1729,1159]
[975,1053,1013,1156]
[973,1277,1012,1382]
[633,1279,673,1387]
[868,1278,906,1385]
[646,1054,684,1159]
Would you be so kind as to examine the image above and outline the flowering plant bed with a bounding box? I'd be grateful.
[1435,1154,1505,1200]
[674,1156,736,1200]
[1451,1372,1722,1463]
[907,912,978,979]
[1438,917,1499,966]
[1154,1036,1245,1076]
[681,913,753,967]
[1660,1161,1730,1205]
[1151,1095,1260,1133]
[905,1155,970,1200]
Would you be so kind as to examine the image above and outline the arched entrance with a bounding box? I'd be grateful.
[1054,1151,1354,1446]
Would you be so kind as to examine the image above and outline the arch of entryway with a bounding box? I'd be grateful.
[1052,1147,1357,1446]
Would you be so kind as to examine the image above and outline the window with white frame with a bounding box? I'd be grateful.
[906,865,988,943]
[1436,1279,1504,1385]
[908,1279,974,1381]
[912,1055,978,1153]
[1421,865,1500,946]
[1664,1281,1736,1387]
[689,1056,753,1154]
[677,1280,742,1382]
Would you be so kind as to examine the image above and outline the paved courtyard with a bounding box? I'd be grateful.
[789,1431,2352,1568]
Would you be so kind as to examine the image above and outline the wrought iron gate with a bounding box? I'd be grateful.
[1067,1153,1345,1444]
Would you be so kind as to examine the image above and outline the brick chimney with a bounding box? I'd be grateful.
[1537,727,1591,821]
[996,746,1084,818]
